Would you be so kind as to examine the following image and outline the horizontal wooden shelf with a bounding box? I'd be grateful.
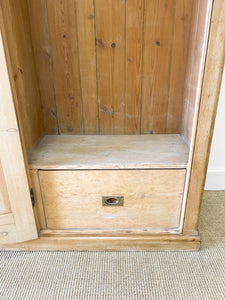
[28,134,189,170]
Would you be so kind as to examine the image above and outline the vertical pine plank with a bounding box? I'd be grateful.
[95,0,125,134]
[46,0,83,134]
[166,0,194,133]
[125,0,144,134]
[28,0,59,134]
[141,0,175,134]
[75,0,99,134]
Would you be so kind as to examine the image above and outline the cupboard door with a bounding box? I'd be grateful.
[0,30,37,245]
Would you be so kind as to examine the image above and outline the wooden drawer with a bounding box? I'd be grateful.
[38,170,186,231]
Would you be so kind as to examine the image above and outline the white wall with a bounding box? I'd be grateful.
[205,64,225,190]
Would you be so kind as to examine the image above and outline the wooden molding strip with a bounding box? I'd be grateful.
[0,234,200,251]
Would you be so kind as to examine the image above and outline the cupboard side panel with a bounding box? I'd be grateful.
[183,0,225,235]
[182,0,212,145]
[0,0,44,152]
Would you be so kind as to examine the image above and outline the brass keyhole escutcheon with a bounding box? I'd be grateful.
[102,196,124,206]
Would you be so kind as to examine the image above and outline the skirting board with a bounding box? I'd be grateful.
[205,169,225,190]
[0,234,200,251]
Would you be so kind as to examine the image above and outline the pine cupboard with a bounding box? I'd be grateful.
[0,0,224,251]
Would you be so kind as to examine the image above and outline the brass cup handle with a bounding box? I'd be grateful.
[105,198,120,205]
[102,196,124,206]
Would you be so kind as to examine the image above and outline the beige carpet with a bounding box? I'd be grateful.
[0,191,224,300]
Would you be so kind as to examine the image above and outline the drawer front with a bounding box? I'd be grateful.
[39,170,186,231]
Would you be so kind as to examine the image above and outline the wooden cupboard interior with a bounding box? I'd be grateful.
[0,0,218,249]
[1,0,211,147]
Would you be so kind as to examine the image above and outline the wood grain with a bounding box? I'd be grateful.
[180,1,199,145]
[0,162,11,215]
[39,228,180,236]
[27,0,59,134]
[181,0,212,145]
[0,29,37,245]
[1,0,208,138]
[0,0,221,250]
[0,213,14,226]
[166,0,194,133]
[75,0,99,134]
[0,0,44,152]
[0,3,33,188]
[1,0,203,137]
[95,0,125,134]
[184,0,225,235]
[0,224,19,245]
[28,134,189,170]
[39,169,185,230]
[0,234,200,251]
[141,0,175,134]
[125,0,144,134]
[46,0,83,134]
[30,170,47,229]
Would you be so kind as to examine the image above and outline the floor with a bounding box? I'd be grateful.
[0,191,224,300]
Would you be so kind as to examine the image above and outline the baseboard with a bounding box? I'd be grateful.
[205,169,225,190]
[0,234,201,251]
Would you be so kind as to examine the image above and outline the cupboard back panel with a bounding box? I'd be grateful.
[28,0,196,135]
[1,0,211,141]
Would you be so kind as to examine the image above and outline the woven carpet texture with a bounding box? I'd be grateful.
[0,191,225,300]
